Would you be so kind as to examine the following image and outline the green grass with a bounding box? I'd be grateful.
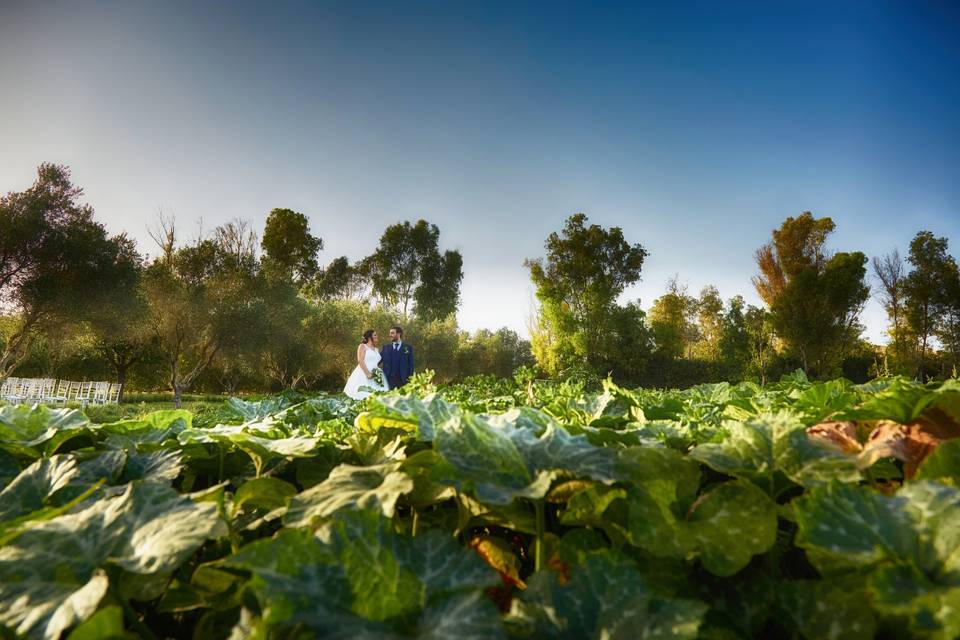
[82,400,226,424]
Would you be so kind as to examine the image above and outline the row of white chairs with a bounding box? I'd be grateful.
[0,377,122,406]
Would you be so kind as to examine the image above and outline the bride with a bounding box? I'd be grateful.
[343,329,390,400]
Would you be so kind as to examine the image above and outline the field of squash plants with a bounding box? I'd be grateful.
[1,370,959,640]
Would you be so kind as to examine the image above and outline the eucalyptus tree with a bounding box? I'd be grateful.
[144,223,266,406]
[525,213,647,376]
[362,220,464,321]
[753,212,869,375]
[0,163,140,377]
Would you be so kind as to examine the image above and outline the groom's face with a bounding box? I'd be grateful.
[389,328,400,342]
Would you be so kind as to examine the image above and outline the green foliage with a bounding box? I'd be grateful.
[260,207,323,284]
[755,212,870,375]
[2,373,958,638]
[362,219,464,320]
[526,214,649,378]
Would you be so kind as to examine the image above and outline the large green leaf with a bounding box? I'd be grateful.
[97,410,192,451]
[561,445,775,576]
[0,449,20,489]
[283,462,414,526]
[689,413,861,496]
[776,579,877,640]
[795,481,960,638]
[220,509,500,637]
[358,395,461,441]
[0,452,127,526]
[624,479,777,576]
[0,482,225,639]
[0,404,91,459]
[915,439,960,486]
[0,455,80,523]
[433,413,541,505]
[433,411,619,505]
[512,550,707,639]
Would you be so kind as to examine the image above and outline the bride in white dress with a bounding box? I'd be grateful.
[343,329,390,400]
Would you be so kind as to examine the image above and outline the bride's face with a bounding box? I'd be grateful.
[370,332,378,346]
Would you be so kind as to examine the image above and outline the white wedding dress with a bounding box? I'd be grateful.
[343,345,389,400]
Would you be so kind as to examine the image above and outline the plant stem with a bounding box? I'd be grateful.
[412,508,420,538]
[534,499,546,573]
[218,447,225,484]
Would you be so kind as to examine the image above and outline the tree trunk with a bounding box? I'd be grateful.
[170,359,182,408]
[116,364,128,404]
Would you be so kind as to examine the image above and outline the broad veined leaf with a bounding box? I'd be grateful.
[0,455,80,523]
[0,482,225,639]
[775,579,876,640]
[561,444,775,576]
[434,411,620,506]
[358,395,461,441]
[64,605,130,640]
[283,462,414,526]
[433,413,541,505]
[624,479,777,577]
[0,404,91,459]
[97,410,192,451]
[511,550,707,640]
[501,416,621,485]
[121,450,183,484]
[0,449,20,489]
[689,412,861,496]
[220,509,499,637]
[915,438,960,485]
[231,477,297,516]
[0,452,125,525]
[795,481,960,638]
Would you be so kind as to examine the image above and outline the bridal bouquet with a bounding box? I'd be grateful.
[371,368,384,386]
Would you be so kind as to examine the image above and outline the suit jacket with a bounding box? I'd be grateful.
[381,341,414,386]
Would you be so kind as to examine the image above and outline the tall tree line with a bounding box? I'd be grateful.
[527,211,957,387]
[1,164,532,404]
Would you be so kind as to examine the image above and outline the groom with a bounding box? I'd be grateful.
[381,325,414,389]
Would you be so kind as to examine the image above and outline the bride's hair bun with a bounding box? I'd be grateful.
[362,329,375,343]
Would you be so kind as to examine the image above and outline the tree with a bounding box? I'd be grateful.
[86,235,151,401]
[525,213,647,376]
[744,305,773,385]
[718,296,752,381]
[753,213,869,375]
[0,163,141,376]
[648,278,697,361]
[692,285,724,361]
[872,249,910,372]
[261,208,322,284]
[143,223,266,406]
[753,212,835,306]
[309,256,368,301]
[939,265,960,375]
[903,231,957,380]
[362,220,464,320]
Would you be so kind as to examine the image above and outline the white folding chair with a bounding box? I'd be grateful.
[41,378,56,403]
[24,379,42,402]
[92,381,110,405]
[67,381,82,404]
[49,379,71,405]
[75,381,94,407]
[108,383,123,404]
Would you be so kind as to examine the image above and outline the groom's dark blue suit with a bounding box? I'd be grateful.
[381,341,414,388]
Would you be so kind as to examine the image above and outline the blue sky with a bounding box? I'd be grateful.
[2,1,958,343]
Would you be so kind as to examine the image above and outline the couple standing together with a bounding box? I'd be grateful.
[343,325,414,400]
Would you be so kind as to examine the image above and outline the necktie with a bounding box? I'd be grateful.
[394,344,398,351]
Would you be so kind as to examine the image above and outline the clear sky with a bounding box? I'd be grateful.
[2,1,959,343]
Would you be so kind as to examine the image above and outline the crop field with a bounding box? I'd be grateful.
[1,372,959,639]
